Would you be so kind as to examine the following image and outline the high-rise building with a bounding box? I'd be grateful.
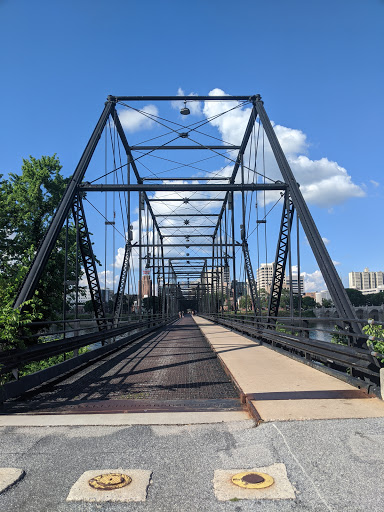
[140,274,152,298]
[217,265,230,289]
[285,274,305,294]
[256,263,275,291]
[349,268,384,291]
[256,263,304,294]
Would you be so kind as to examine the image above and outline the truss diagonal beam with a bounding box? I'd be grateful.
[242,240,261,316]
[72,196,107,329]
[111,110,161,236]
[113,242,132,327]
[268,195,295,319]
[213,104,258,239]
[14,100,116,309]
[254,98,360,332]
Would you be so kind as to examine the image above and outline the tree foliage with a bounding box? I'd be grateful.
[0,155,78,346]
[302,296,317,310]
[345,288,366,306]
[363,320,384,363]
[239,295,252,309]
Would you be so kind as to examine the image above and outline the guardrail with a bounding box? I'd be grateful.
[200,313,383,394]
[0,314,177,401]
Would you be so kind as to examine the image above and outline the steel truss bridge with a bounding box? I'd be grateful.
[1,94,383,401]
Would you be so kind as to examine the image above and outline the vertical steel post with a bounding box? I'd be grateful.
[211,237,215,314]
[230,192,237,313]
[62,215,69,339]
[296,211,302,316]
[138,192,143,316]
[152,216,155,315]
[161,238,166,318]
[287,193,294,318]
[127,154,131,317]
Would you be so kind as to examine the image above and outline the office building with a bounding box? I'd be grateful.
[349,268,384,292]
[140,274,152,298]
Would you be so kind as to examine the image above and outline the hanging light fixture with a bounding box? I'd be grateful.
[180,100,190,115]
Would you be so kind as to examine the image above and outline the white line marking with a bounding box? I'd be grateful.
[272,423,333,512]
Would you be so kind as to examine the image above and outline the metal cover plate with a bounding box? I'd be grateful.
[88,473,131,491]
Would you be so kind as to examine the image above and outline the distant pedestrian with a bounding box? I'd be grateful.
[178,311,182,318]
[182,311,184,317]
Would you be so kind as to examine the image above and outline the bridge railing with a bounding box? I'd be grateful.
[199,313,383,395]
[0,313,177,397]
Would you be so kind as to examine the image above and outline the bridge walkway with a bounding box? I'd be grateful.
[193,316,384,422]
[0,315,244,417]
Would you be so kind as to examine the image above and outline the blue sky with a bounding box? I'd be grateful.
[1,0,383,293]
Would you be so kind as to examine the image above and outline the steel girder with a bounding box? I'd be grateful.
[242,240,261,316]
[112,242,132,327]
[268,194,295,319]
[13,99,116,309]
[72,196,107,329]
[254,98,361,334]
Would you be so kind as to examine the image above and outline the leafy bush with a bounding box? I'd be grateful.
[363,319,384,363]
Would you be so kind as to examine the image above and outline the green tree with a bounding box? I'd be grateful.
[258,288,269,311]
[302,296,317,310]
[365,292,384,306]
[239,295,252,310]
[0,155,78,328]
[321,298,333,308]
[345,288,366,307]
[279,288,290,311]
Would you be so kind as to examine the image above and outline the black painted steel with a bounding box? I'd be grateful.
[113,95,252,101]
[13,100,116,309]
[268,194,295,319]
[130,145,241,150]
[72,196,107,329]
[79,183,286,192]
[113,242,132,327]
[254,98,361,333]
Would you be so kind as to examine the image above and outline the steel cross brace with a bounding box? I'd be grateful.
[254,98,362,336]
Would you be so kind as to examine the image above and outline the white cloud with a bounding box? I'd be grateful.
[171,88,202,116]
[301,269,326,293]
[98,270,118,289]
[332,260,341,266]
[118,104,159,133]
[322,237,330,245]
[370,179,379,188]
[203,89,365,208]
[289,156,365,207]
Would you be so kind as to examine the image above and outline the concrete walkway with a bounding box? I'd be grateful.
[193,316,384,422]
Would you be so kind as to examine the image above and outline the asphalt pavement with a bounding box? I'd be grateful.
[0,416,383,511]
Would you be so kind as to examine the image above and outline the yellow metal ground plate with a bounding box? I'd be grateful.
[88,473,132,491]
[231,471,274,489]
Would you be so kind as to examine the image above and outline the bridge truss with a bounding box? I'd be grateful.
[6,94,382,396]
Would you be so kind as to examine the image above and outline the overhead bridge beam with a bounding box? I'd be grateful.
[149,198,224,202]
[80,183,286,192]
[131,146,241,151]
[133,243,241,248]
[113,95,253,101]
[142,177,230,181]
[156,214,220,217]
[80,183,279,193]
[159,226,215,229]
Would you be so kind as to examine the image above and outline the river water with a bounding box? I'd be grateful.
[308,321,334,343]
